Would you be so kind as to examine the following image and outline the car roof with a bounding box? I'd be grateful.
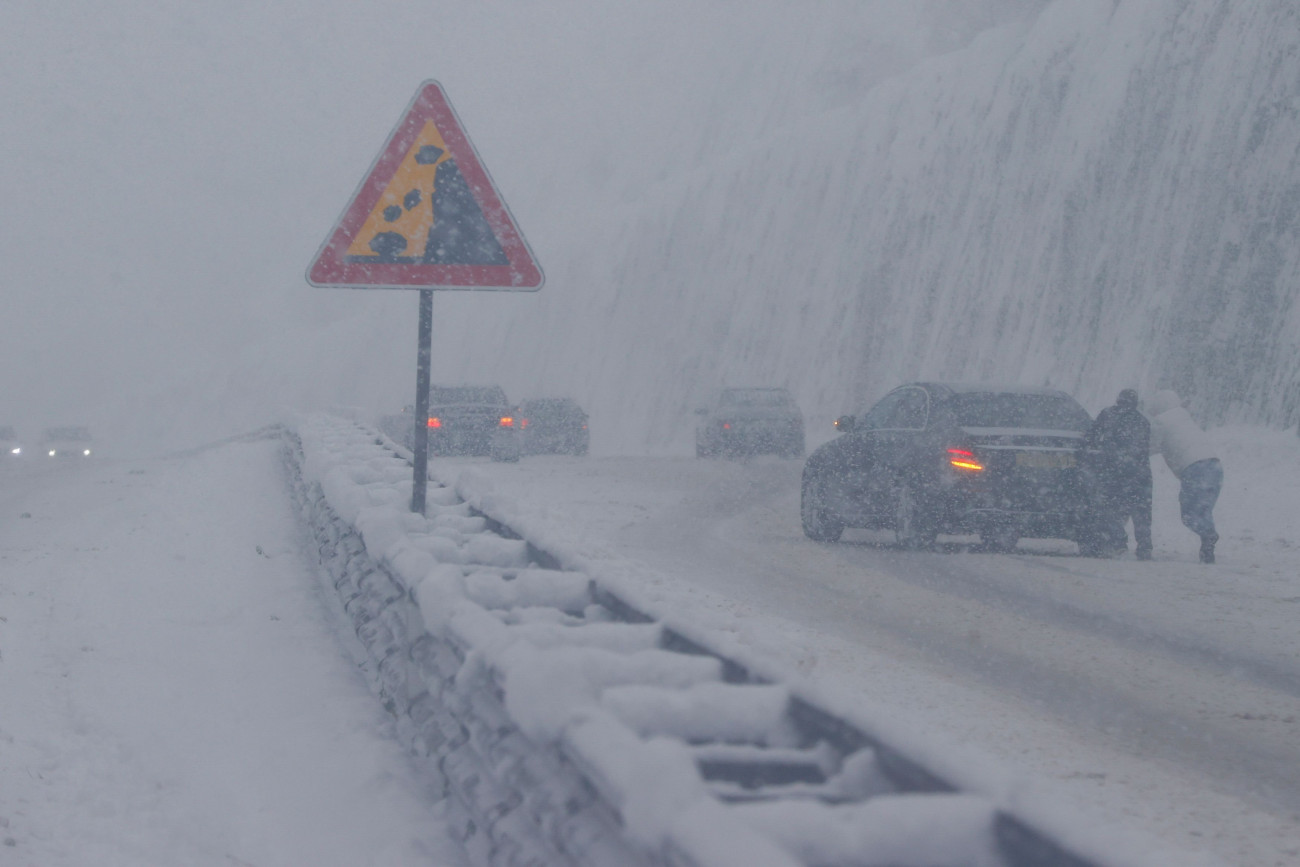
[907,381,1076,399]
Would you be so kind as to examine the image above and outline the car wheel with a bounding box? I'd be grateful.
[801,473,844,542]
[894,481,937,550]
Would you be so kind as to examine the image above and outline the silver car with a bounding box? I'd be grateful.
[695,388,805,459]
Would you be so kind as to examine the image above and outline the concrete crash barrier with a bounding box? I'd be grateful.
[286,414,1136,867]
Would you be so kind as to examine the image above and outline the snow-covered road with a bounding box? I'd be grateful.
[3,423,1298,866]
[0,439,465,867]
[432,427,1300,867]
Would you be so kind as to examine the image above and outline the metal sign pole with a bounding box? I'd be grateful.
[410,288,434,514]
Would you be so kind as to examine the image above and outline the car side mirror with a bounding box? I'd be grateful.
[834,415,856,433]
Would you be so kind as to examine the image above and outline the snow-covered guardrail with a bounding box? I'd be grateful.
[286,413,1138,867]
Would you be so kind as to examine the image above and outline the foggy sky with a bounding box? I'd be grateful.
[3,0,1158,456]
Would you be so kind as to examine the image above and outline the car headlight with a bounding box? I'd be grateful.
[83,449,91,456]
[9,447,18,455]
[48,449,56,457]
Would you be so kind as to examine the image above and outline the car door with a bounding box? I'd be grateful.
[822,389,909,525]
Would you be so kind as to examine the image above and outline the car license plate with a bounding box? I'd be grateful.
[1016,451,1075,469]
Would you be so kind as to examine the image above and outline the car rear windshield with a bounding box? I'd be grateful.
[720,389,794,408]
[947,393,1091,431]
[430,387,507,406]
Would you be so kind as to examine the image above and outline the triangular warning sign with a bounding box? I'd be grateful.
[307,81,543,290]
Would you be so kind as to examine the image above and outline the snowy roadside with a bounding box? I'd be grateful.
[0,437,465,867]
[426,425,1300,867]
[296,414,1165,867]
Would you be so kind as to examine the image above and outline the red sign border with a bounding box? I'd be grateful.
[307,80,543,290]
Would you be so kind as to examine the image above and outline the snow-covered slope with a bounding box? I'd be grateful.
[5,2,1295,455]
[415,0,1300,454]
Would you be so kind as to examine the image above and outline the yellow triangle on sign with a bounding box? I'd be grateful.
[345,120,452,261]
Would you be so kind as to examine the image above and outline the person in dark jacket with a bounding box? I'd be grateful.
[1083,389,1153,559]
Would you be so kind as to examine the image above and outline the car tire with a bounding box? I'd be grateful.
[801,473,844,542]
[894,481,938,550]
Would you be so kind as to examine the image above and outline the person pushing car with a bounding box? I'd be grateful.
[1084,389,1153,560]
[1144,390,1222,563]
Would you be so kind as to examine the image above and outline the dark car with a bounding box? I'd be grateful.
[695,387,805,458]
[800,383,1096,551]
[515,398,589,456]
[425,385,511,456]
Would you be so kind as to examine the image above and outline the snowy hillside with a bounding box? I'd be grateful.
[410,0,1300,454]
[4,1,1295,454]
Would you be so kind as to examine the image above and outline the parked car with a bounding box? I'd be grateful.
[1,426,22,458]
[515,398,589,456]
[41,426,94,458]
[800,383,1096,551]
[426,385,511,457]
[695,387,804,458]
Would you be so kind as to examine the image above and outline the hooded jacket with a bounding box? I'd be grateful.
[1145,390,1217,476]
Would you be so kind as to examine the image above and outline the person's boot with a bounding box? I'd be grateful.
[1199,533,1218,564]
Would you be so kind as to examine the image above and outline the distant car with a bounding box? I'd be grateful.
[41,426,94,458]
[1,426,22,458]
[800,382,1097,551]
[515,398,589,456]
[695,388,804,458]
[426,385,511,457]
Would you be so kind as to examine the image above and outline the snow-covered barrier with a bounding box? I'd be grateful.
[286,414,1135,867]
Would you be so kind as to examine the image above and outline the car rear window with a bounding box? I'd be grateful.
[430,387,507,405]
[947,393,1091,431]
[720,389,794,408]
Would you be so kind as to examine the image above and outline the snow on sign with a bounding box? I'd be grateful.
[307,81,542,290]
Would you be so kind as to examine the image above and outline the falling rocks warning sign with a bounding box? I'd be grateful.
[307,81,542,291]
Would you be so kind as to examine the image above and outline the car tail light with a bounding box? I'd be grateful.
[721,422,731,430]
[948,448,984,471]
[428,417,441,428]
[500,416,514,428]
[519,418,529,429]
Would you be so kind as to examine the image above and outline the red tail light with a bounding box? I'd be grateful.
[519,418,529,429]
[428,417,441,429]
[948,448,984,471]
[500,416,514,428]
[722,422,731,430]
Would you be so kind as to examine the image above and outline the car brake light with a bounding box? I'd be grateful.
[948,448,984,471]
[519,418,529,429]
[428,417,441,428]
[722,422,731,430]
[500,416,514,428]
